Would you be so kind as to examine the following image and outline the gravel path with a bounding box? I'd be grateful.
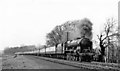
[2,55,40,69]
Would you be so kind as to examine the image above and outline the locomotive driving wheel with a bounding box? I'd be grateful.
[71,56,75,61]
[73,56,76,61]
[67,54,73,61]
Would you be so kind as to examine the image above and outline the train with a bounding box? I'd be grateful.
[15,37,94,62]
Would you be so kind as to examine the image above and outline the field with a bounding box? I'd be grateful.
[2,55,40,69]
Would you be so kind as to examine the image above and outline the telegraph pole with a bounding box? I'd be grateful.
[118,1,120,63]
[39,48,40,56]
[66,32,69,41]
[45,46,46,54]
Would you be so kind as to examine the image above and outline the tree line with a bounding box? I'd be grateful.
[3,45,36,55]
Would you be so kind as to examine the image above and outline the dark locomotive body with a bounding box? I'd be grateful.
[16,37,94,62]
[63,37,93,62]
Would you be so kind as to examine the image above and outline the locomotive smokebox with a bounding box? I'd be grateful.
[80,37,93,52]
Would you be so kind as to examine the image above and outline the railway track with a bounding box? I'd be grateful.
[33,56,120,71]
[90,62,120,68]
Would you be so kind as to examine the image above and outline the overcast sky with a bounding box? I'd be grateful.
[0,0,118,50]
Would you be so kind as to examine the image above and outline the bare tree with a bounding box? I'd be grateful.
[97,18,120,62]
[46,25,64,46]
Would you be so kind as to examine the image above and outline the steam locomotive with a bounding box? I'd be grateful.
[16,37,94,62]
